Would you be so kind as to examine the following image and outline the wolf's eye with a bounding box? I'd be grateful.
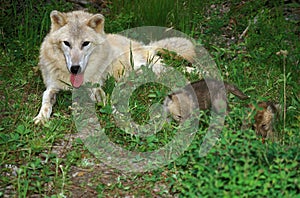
[63,41,71,48]
[261,124,267,130]
[82,41,90,48]
[175,115,182,121]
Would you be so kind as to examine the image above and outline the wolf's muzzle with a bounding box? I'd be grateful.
[70,65,81,74]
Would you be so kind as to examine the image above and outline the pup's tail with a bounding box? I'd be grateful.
[225,83,249,100]
[149,37,196,63]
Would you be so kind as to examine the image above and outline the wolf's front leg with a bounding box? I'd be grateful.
[91,87,106,105]
[34,88,58,124]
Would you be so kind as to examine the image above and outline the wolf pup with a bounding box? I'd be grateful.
[248,101,281,141]
[163,79,249,122]
[34,10,196,124]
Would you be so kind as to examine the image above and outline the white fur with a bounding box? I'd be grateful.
[34,10,196,124]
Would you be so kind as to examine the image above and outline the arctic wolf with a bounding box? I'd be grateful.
[163,79,249,122]
[34,10,196,124]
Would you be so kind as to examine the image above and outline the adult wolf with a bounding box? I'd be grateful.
[34,10,196,124]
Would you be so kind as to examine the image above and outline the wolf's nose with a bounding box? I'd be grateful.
[70,65,81,74]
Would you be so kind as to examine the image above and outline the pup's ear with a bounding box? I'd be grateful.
[87,14,105,34]
[247,103,254,110]
[266,105,274,114]
[50,10,67,31]
[266,102,281,114]
[274,103,281,113]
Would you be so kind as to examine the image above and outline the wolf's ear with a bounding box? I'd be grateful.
[274,104,281,112]
[266,105,274,114]
[247,103,254,110]
[266,102,281,114]
[87,14,105,34]
[50,10,67,31]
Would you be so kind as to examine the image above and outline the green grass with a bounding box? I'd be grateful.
[1,0,300,197]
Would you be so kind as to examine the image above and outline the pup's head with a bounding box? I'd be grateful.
[249,102,280,138]
[49,10,105,88]
[163,90,195,122]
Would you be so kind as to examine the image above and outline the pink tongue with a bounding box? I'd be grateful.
[70,73,84,88]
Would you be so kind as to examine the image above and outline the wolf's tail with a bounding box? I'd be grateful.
[149,37,196,63]
[225,83,249,100]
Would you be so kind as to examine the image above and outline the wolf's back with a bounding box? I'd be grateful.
[149,37,196,63]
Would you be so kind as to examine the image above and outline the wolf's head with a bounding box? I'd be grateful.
[163,90,197,122]
[49,10,106,88]
[249,102,280,138]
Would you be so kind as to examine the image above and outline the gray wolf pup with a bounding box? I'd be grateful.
[248,101,281,141]
[34,10,196,124]
[163,79,249,122]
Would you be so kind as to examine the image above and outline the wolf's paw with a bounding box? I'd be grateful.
[92,88,107,105]
[33,105,52,125]
[33,115,48,125]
